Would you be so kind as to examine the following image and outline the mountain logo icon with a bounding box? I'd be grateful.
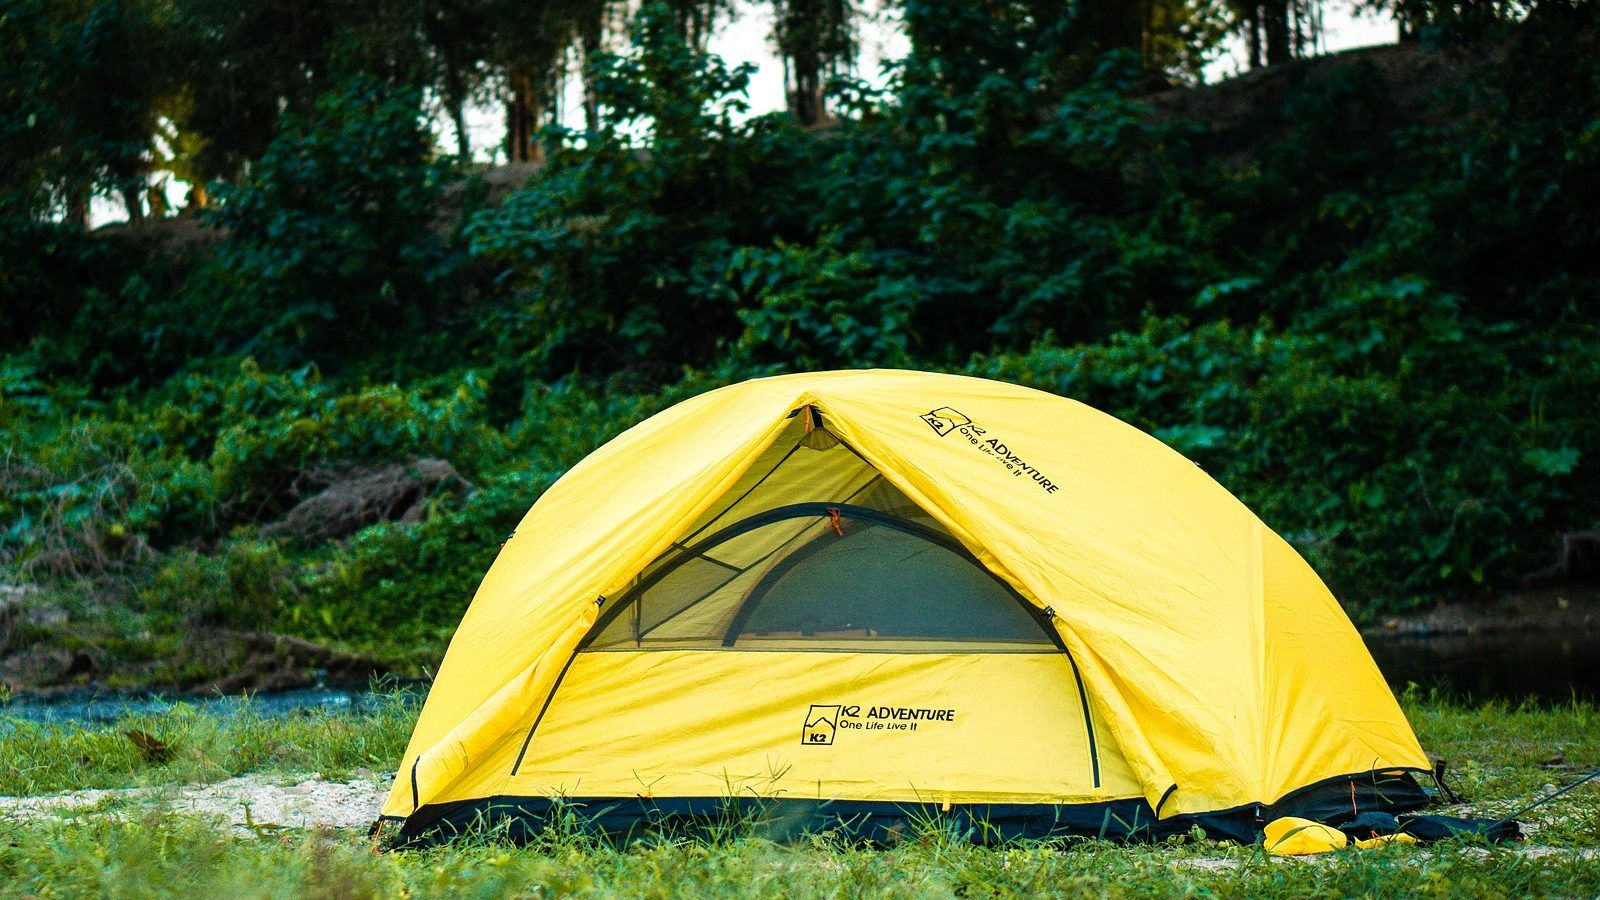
[920,407,971,437]
[801,704,840,745]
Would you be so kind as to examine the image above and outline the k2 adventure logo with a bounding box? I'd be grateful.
[802,705,840,745]
[801,704,957,745]
[919,407,971,436]
[919,407,1061,495]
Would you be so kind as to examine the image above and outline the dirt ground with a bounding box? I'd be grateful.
[1362,585,1600,637]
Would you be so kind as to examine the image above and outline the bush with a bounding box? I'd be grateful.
[466,2,774,378]
[0,369,211,578]
[141,537,295,630]
[192,361,500,519]
[726,237,918,370]
[203,79,460,366]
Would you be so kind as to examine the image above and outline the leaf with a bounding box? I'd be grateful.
[1154,424,1227,455]
[1194,277,1262,309]
[1522,447,1581,477]
[126,729,175,763]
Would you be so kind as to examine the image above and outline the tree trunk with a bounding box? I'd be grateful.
[442,46,472,159]
[1246,4,1263,69]
[1263,0,1291,65]
[122,185,146,225]
[788,70,825,127]
[505,67,544,164]
[148,180,170,219]
[579,0,606,132]
[1142,0,1155,63]
[776,0,853,127]
[1396,2,1424,42]
[450,95,471,159]
[786,24,826,126]
[65,187,90,230]
[667,0,716,51]
[508,69,534,164]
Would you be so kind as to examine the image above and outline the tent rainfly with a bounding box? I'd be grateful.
[379,370,1433,846]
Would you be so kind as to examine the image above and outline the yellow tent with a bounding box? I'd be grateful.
[381,370,1430,846]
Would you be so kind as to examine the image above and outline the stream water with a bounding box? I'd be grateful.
[0,686,394,726]
[1366,629,1600,704]
[1,630,1596,725]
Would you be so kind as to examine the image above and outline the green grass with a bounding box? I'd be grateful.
[1407,694,1600,848]
[0,691,417,796]
[1,692,1596,897]
[0,816,1595,898]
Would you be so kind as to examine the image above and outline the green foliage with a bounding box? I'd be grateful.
[204,79,458,365]
[590,2,758,146]
[0,692,417,796]
[468,2,769,377]
[142,537,296,630]
[166,0,441,184]
[180,360,499,516]
[0,0,174,218]
[0,375,211,578]
[1,358,500,586]
[290,470,543,648]
[726,236,917,369]
[0,218,125,354]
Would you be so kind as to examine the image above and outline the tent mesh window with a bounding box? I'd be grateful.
[586,506,1058,651]
[585,421,1059,653]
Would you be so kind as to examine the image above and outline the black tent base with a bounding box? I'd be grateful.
[386,770,1431,850]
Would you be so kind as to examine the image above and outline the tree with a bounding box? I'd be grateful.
[575,0,619,132]
[772,0,856,126]
[661,0,729,51]
[1364,0,1526,43]
[421,0,494,158]
[0,0,176,224]
[163,0,435,187]
[467,1,761,375]
[1231,0,1323,67]
[1143,0,1231,79]
[481,0,593,163]
[165,0,343,185]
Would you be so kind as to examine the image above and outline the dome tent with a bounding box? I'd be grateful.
[379,370,1431,846]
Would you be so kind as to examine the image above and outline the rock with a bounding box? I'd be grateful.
[0,585,68,636]
[57,650,97,680]
[1525,531,1600,586]
[264,459,469,544]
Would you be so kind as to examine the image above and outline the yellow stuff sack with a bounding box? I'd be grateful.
[1264,817,1348,856]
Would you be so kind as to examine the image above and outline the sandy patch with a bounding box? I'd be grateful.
[0,772,389,832]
